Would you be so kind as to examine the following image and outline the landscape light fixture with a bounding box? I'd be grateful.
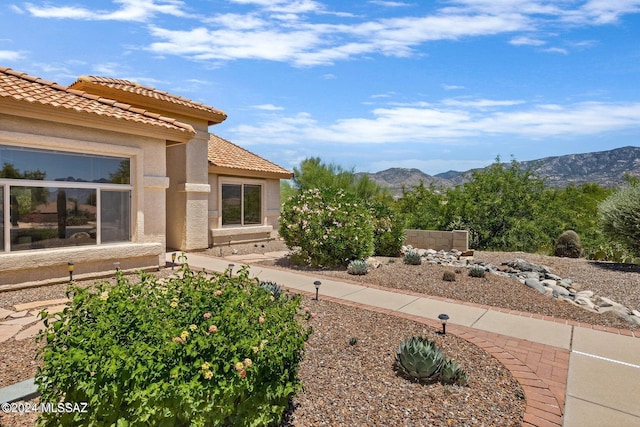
[228,263,235,278]
[438,313,450,335]
[171,252,176,270]
[113,262,120,272]
[314,280,321,301]
[67,262,74,283]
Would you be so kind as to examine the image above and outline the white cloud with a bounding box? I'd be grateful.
[0,50,23,61]
[24,0,189,22]
[229,100,640,146]
[442,84,465,90]
[369,1,412,7]
[251,104,285,111]
[543,47,569,54]
[442,98,526,108]
[509,36,546,46]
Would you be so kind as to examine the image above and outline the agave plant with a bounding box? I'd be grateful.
[403,250,422,265]
[395,337,445,381]
[347,259,368,275]
[439,358,468,385]
[258,280,283,300]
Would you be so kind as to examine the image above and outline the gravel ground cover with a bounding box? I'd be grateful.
[3,239,638,426]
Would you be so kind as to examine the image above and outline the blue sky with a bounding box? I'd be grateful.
[2,1,640,175]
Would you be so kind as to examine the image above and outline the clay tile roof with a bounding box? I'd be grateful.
[0,67,195,136]
[72,75,227,122]
[208,134,292,178]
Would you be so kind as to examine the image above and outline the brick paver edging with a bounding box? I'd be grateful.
[293,287,568,427]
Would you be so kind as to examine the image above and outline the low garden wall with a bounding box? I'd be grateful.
[404,229,469,252]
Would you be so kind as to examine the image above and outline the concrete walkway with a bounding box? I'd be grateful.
[175,252,640,427]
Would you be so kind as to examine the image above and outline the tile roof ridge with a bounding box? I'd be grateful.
[77,74,219,110]
[0,68,195,134]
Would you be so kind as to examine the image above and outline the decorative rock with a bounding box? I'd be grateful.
[365,257,382,269]
[632,310,640,317]
[545,273,562,281]
[524,278,546,294]
[576,290,594,299]
[574,296,596,310]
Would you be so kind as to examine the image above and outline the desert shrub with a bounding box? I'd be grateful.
[468,266,486,278]
[403,250,422,265]
[347,259,369,275]
[367,201,405,257]
[599,184,640,256]
[554,230,583,258]
[279,188,374,266]
[36,261,310,427]
[442,270,456,282]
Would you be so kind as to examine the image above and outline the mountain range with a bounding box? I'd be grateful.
[362,146,640,197]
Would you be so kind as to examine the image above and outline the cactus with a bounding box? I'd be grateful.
[395,337,445,381]
[403,250,422,265]
[468,266,486,278]
[347,259,369,275]
[442,270,456,282]
[554,230,583,258]
[258,280,282,300]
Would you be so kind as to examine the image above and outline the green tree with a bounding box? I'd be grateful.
[291,157,389,201]
[395,181,447,230]
[440,157,549,251]
[598,183,640,256]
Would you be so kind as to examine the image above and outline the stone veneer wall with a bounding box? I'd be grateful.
[404,229,469,252]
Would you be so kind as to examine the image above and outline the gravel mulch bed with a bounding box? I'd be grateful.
[247,243,640,331]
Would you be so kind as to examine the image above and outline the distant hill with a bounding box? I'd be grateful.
[362,146,640,197]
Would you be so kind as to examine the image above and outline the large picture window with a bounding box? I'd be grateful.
[221,183,262,226]
[0,145,131,252]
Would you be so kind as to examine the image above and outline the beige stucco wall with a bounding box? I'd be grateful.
[207,174,282,246]
[0,113,171,287]
[166,121,212,251]
[404,229,469,252]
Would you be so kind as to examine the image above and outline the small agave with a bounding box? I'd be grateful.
[439,358,468,385]
[258,281,282,300]
[347,259,368,275]
[395,337,445,381]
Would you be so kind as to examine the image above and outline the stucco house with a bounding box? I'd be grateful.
[0,67,291,288]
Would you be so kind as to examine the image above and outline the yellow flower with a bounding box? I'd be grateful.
[252,346,260,353]
[170,301,178,308]
[243,358,252,368]
[189,324,197,331]
[99,291,109,301]
[235,362,244,371]
[180,331,189,339]
[203,370,213,380]
[201,362,210,370]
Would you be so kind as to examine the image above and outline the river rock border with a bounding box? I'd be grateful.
[400,246,640,327]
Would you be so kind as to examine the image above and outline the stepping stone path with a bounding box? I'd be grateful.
[0,298,69,342]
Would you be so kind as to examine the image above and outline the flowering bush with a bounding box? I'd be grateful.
[36,260,310,427]
[279,188,374,266]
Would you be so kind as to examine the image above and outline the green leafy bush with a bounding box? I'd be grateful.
[554,230,583,258]
[599,184,640,257]
[279,188,374,266]
[367,201,405,257]
[36,261,310,427]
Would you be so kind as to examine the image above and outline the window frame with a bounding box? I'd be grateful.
[219,178,265,228]
[0,165,133,252]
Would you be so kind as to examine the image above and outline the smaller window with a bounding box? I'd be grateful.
[221,183,262,226]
